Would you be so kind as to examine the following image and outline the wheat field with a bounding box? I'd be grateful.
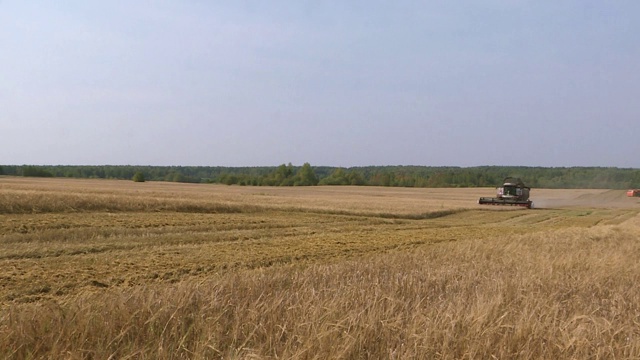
[1,177,640,359]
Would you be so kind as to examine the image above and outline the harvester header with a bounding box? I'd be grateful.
[478,177,533,209]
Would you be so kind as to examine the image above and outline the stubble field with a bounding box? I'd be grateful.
[1,177,640,359]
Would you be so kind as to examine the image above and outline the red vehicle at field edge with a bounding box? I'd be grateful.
[627,189,640,197]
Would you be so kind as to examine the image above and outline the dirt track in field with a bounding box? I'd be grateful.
[529,189,640,209]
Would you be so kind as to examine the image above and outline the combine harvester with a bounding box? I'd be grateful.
[479,177,533,209]
[627,189,640,197]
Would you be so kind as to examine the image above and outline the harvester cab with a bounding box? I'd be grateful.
[627,189,640,197]
[479,177,533,209]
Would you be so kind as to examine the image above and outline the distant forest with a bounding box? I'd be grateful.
[1,164,639,189]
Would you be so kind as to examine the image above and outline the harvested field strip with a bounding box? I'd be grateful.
[0,191,258,214]
[485,209,640,228]
[597,210,640,225]
[0,190,469,221]
[1,208,634,304]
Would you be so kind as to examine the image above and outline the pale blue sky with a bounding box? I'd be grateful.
[1,1,639,167]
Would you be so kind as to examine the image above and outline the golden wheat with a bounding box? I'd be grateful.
[1,177,639,359]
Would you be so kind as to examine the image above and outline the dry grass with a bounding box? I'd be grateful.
[1,177,640,359]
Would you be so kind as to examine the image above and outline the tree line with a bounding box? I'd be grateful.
[1,164,639,189]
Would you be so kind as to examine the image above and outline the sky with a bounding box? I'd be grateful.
[1,1,639,168]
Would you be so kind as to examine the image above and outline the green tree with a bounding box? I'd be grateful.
[22,166,54,177]
[132,171,146,182]
[295,163,319,186]
[319,168,349,185]
[347,170,365,185]
[273,163,295,186]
